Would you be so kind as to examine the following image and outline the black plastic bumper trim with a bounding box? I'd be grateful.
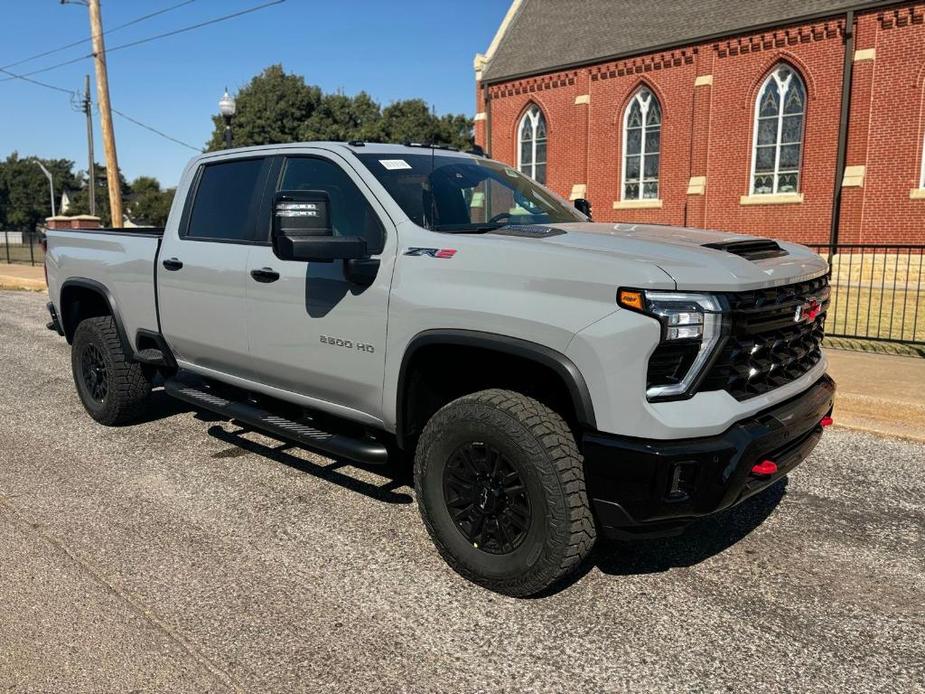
[583,374,835,538]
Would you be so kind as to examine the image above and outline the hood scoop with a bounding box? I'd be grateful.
[702,239,788,261]
[488,224,566,239]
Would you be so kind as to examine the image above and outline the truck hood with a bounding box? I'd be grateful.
[527,222,828,291]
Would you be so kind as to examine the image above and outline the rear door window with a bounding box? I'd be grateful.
[186,158,269,242]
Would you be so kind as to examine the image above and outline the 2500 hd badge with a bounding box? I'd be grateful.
[320,334,375,353]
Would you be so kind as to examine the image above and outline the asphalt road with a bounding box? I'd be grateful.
[1,289,923,693]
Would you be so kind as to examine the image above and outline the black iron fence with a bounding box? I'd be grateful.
[809,244,924,345]
[1,230,45,266]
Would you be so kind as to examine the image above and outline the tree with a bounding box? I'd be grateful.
[67,162,130,227]
[0,153,79,230]
[205,65,473,151]
[206,65,321,150]
[300,91,381,142]
[126,176,175,227]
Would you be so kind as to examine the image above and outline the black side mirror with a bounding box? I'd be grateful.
[272,190,367,262]
[574,198,592,220]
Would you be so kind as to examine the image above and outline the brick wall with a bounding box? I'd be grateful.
[476,2,925,246]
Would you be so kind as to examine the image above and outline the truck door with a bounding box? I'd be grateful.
[244,153,393,424]
[158,155,273,379]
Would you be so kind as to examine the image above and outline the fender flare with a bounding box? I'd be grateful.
[395,329,597,445]
[59,277,134,358]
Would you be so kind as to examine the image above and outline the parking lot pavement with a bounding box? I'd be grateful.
[1,289,923,693]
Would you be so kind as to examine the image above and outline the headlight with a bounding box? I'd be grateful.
[618,288,725,400]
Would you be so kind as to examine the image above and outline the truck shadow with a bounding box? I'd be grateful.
[206,423,414,505]
[595,479,788,576]
[537,480,788,597]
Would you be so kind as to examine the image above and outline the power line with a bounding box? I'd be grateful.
[0,0,286,82]
[0,0,198,71]
[0,67,75,95]
[0,67,202,153]
[111,108,202,152]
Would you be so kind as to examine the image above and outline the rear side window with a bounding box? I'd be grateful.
[280,157,385,254]
[186,158,267,241]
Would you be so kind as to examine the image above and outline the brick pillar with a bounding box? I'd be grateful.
[571,69,592,204]
[838,14,877,245]
[45,215,101,230]
[686,47,714,228]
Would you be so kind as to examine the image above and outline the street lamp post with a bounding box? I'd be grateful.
[33,160,56,218]
[218,88,236,149]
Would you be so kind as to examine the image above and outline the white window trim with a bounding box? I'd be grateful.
[749,65,805,195]
[517,106,546,182]
[620,88,661,201]
[920,131,925,190]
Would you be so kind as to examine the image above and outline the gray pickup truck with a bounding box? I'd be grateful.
[45,142,835,596]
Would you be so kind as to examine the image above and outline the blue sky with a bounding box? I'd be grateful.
[0,1,507,187]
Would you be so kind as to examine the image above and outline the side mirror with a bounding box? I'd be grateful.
[272,190,367,262]
[574,198,592,221]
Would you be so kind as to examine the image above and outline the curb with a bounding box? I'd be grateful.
[0,276,46,292]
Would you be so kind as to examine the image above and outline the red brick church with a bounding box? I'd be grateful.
[473,0,925,245]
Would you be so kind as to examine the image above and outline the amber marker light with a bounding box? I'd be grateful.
[617,288,645,312]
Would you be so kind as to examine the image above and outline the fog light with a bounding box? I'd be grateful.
[751,460,777,476]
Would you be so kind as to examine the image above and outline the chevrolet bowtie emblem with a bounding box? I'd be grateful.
[794,297,821,323]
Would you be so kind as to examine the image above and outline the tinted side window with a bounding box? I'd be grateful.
[280,157,385,254]
[187,158,267,241]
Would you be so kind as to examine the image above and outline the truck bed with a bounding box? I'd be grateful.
[45,228,163,347]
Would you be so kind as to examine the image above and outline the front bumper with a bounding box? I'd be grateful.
[583,374,835,539]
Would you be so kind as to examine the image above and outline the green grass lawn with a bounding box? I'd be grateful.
[1,244,44,265]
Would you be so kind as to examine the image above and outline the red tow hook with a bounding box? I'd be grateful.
[751,459,778,477]
[820,416,834,428]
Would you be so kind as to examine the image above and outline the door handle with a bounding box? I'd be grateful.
[250,267,280,283]
[162,257,183,271]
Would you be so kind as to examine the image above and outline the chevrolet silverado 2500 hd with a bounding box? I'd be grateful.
[45,142,834,596]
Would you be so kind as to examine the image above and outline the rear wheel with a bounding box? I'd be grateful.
[415,389,596,596]
[71,316,152,425]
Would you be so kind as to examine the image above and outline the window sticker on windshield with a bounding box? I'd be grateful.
[469,192,485,208]
[379,159,412,170]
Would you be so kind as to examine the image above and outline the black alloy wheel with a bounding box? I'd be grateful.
[80,343,109,403]
[442,441,532,554]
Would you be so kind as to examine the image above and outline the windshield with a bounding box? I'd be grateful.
[355,152,584,232]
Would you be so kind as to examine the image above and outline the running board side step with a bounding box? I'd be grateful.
[164,377,389,466]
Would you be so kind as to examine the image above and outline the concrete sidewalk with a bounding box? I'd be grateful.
[0,264,45,291]
[826,349,925,442]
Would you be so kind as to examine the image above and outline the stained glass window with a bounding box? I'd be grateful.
[622,87,661,200]
[751,65,805,195]
[517,106,548,184]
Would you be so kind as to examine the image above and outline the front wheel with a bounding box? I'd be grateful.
[415,389,596,597]
[71,316,152,425]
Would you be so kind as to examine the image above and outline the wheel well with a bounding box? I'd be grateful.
[60,285,112,343]
[398,341,590,449]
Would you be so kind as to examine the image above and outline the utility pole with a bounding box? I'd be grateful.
[87,0,122,227]
[82,74,96,217]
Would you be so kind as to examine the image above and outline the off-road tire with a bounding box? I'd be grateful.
[415,389,596,597]
[71,316,151,425]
